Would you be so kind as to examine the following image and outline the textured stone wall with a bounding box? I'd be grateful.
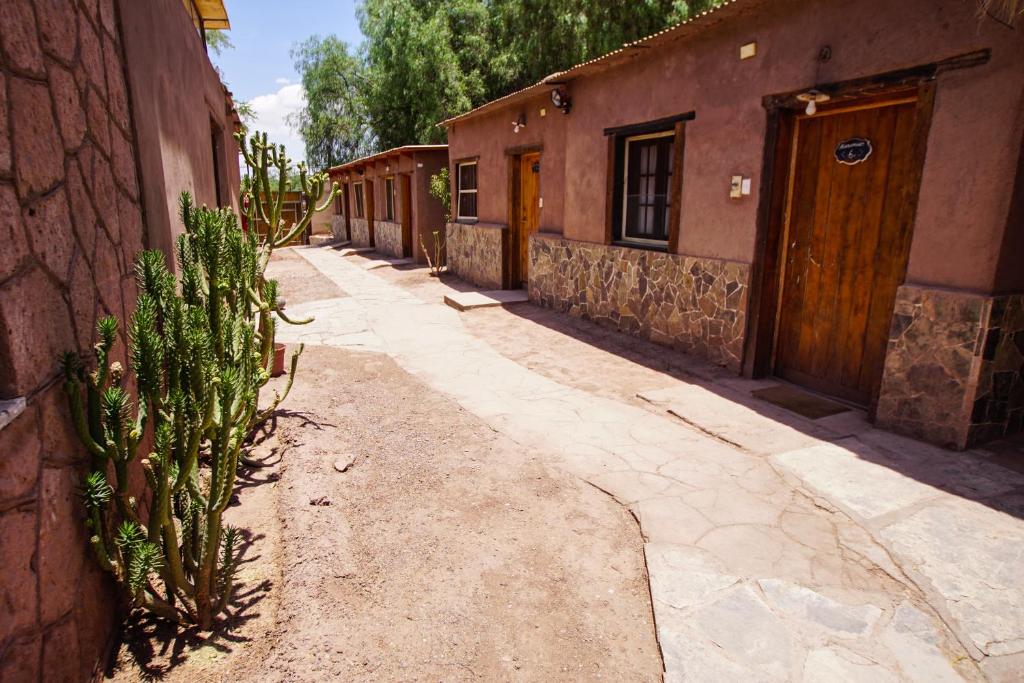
[350,217,371,248]
[529,234,749,371]
[445,221,505,289]
[0,0,145,679]
[374,220,404,259]
[331,215,347,242]
[876,285,1024,449]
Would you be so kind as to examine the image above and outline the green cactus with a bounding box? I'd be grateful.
[64,132,337,628]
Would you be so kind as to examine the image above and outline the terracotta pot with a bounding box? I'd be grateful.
[271,343,286,377]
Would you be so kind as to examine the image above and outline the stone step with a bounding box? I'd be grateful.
[309,234,339,246]
[364,257,414,270]
[337,246,374,257]
[443,289,529,311]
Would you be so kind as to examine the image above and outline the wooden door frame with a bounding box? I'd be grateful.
[364,178,375,247]
[743,51,988,408]
[505,145,543,289]
[399,173,413,258]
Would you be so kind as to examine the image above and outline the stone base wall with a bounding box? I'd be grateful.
[529,235,749,371]
[877,285,1024,449]
[350,217,371,247]
[374,220,404,258]
[331,215,347,242]
[446,222,505,289]
[0,1,148,679]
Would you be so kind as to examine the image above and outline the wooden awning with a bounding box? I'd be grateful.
[182,0,230,29]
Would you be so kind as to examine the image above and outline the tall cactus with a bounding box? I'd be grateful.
[64,132,337,628]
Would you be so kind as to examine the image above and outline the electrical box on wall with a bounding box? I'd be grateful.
[730,176,752,198]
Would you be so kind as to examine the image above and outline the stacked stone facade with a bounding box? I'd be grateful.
[446,221,505,289]
[877,286,1024,449]
[350,217,371,248]
[0,0,147,679]
[528,235,749,371]
[331,214,347,242]
[374,220,404,258]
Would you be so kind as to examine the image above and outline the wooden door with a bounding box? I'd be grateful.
[515,152,541,288]
[400,174,412,257]
[774,98,919,406]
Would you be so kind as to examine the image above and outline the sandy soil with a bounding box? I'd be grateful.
[107,253,662,681]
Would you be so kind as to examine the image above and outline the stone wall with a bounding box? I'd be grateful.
[374,220,404,259]
[331,215,347,242]
[529,234,749,372]
[0,0,146,679]
[350,217,371,248]
[446,221,505,289]
[877,285,1024,449]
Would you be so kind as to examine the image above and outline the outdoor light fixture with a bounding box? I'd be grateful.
[550,86,572,114]
[512,112,527,133]
[797,89,830,115]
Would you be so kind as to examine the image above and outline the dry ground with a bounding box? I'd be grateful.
[107,252,662,681]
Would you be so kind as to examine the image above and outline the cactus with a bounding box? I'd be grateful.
[64,132,337,628]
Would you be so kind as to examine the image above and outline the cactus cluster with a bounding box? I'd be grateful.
[63,132,337,628]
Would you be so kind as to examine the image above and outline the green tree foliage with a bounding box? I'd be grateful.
[290,36,376,170]
[292,1,721,153]
[205,29,234,56]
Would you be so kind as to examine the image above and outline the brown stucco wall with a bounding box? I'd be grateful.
[0,0,242,678]
[0,0,147,679]
[412,149,449,265]
[116,0,241,265]
[446,0,1024,295]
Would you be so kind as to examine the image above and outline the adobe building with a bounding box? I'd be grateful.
[441,0,1024,450]
[0,0,240,678]
[328,145,449,263]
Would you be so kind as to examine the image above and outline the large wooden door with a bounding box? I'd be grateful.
[774,98,919,406]
[514,152,541,288]
[400,174,412,257]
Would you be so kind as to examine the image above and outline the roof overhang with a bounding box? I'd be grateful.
[327,145,448,177]
[183,0,230,30]
[439,0,765,127]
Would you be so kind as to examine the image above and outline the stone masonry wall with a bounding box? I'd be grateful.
[446,221,505,289]
[877,285,1024,449]
[529,234,749,372]
[0,0,147,680]
[374,220,404,259]
[350,217,371,248]
[331,214,347,242]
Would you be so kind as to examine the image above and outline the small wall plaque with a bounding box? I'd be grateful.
[835,138,873,165]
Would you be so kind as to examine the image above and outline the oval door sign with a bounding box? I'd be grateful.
[835,138,873,165]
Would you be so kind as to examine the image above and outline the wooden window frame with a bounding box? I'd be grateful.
[606,115,688,252]
[384,176,395,221]
[353,181,365,218]
[619,130,676,247]
[456,161,478,221]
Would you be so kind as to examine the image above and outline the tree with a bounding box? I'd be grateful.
[204,29,233,56]
[290,36,375,170]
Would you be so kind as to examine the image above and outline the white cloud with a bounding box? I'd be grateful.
[247,83,307,165]
[274,77,291,85]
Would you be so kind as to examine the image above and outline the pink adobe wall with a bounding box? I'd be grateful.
[446,0,1024,295]
[116,0,241,265]
[412,149,449,265]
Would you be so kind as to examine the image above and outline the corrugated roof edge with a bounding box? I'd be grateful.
[327,144,449,175]
[438,0,762,127]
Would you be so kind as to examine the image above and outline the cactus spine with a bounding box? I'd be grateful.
[64,132,337,628]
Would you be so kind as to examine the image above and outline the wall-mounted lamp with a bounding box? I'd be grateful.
[796,89,830,116]
[512,112,526,133]
[550,86,572,114]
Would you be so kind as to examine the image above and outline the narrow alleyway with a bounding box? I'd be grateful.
[269,245,1024,683]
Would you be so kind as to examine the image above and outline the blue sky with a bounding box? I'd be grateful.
[211,0,365,165]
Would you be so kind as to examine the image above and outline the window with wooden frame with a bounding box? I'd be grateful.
[353,182,365,218]
[607,113,690,250]
[456,161,478,220]
[384,176,395,221]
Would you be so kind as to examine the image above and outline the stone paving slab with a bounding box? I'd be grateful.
[443,289,530,311]
[287,247,1024,682]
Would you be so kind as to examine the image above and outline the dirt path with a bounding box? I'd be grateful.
[108,256,662,681]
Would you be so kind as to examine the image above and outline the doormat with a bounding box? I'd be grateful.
[751,385,849,420]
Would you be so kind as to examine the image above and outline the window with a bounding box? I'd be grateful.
[456,161,477,220]
[384,176,395,221]
[608,114,689,249]
[353,182,365,218]
[621,131,674,244]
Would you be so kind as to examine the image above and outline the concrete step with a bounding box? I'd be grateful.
[309,234,339,246]
[443,289,529,311]
[337,246,374,257]
[364,257,414,270]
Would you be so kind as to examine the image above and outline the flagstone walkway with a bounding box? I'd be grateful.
[276,246,1024,682]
